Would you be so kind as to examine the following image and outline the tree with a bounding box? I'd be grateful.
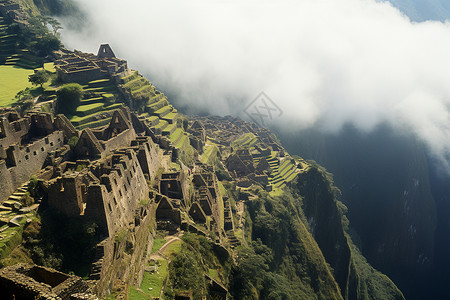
[56,83,84,115]
[12,88,34,114]
[19,16,62,56]
[29,69,50,88]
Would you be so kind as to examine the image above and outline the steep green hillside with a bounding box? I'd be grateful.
[296,165,404,300]
[277,124,436,299]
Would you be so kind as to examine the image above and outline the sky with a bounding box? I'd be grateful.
[386,0,450,22]
[60,0,450,166]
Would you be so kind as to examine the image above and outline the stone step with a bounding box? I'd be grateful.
[12,191,26,197]
[3,200,20,208]
[0,206,12,212]
[8,195,22,201]
[17,187,28,193]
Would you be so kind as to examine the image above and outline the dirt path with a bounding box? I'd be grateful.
[149,234,182,261]
[158,236,181,255]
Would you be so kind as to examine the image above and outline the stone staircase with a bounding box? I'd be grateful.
[0,181,31,211]
[226,231,240,248]
[89,240,106,280]
[223,196,233,231]
[198,186,212,215]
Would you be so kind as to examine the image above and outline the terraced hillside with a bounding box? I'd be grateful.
[121,71,191,150]
[0,16,16,64]
[231,132,258,149]
[69,78,124,129]
[253,151,300,188]
[0,16,42,69]
[0,16,45,106]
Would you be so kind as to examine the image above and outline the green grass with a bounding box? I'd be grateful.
[162,123,176,135]
[169,128,183,143]
[154,120,168,130]
[129,258,168,299]
[175,134,188,149]
[77,118,111,130]
[0,65,34,106]
[69,103,123,126]
[201,144,219,164]
[147,115,159,125]
[232,133,258,148]
[75,102,104,116]
[163,112,178,121]
[154,105,171,116]
[208,268,218,280]
[151,238,166,254]
[146,98,169,113]
[43,62,56,73]
[124,77,149,91]
[121,71,138,84]
[162,240,183,257]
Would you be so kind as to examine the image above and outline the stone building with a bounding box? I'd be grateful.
[0,111,76,203]
[55,45,128,83]
[74,109,136,159]
[0,264,96,300]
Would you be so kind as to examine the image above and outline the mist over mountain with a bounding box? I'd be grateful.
[60,0,450,170]
[57,0,450,299]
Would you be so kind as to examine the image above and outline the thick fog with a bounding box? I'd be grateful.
[60,0,450,166]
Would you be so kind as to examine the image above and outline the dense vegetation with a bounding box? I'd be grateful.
[56,83,84,114]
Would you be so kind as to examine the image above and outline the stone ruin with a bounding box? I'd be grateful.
[73,109,136,159]
[186,120,206,152]
[0,263,96,300]
[0,0,28,27]
[54,44,128,83]
[0,109,77,203]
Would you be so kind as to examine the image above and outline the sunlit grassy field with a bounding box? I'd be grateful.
[0,65,34,107]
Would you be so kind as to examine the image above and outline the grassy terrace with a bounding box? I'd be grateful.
[169,128,183,143]
[129,258,168,300]
[146,98,168,112]
[0,65,34,106]
[70,103,123,126]
[0,17,46,106]
[69,78,123,129]
[153,119,168,130]
[162,123,176,134]
[201,144,220,164]
[154,105,172,117]
[232,133,258,148]
[252,150,299,189]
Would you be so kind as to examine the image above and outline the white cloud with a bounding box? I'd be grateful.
[61,0,450,163]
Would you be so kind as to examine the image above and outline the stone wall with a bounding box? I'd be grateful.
[85,150,149,237]
[102,128,136,156]
[0,115,30,150]
[0,264,95,300]
[132,136,163,180]
[48,172,90,217]
[0,131,64,203]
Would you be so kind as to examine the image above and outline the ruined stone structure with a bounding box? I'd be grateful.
[54,45,128,83]
[0,264,96,300]
[187,120,206,152]
[0,0,27,27]
[226,149,255,178]
[159,171,188,201]
[156,195,182,225]
[0,111,76,203]
[192,115,282,151]
[48,148,150,237]
[74,109,136,159]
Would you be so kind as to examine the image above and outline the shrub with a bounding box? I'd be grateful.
[56,83,84,115]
